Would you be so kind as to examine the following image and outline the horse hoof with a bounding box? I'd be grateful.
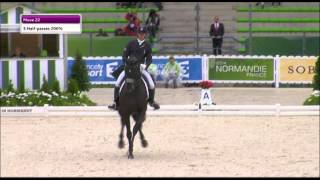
[128,154,134,159]
[118,141,125,149]
[141,140,148,148]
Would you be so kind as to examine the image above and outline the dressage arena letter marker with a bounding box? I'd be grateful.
[20,14,81,34]
[200,89,213,105]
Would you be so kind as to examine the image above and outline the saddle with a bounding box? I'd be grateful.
[119,77,149,100]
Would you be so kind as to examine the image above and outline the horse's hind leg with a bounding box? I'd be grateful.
[118,122,125,149]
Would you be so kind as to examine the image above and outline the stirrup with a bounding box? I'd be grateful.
[149,101,160,110]
[108,103,118,110]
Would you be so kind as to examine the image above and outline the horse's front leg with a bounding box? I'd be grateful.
[124,116,134,159]
[118,121,125,149]
[139,114,148,148]
[132,111,145,153]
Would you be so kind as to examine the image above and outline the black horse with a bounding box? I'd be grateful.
[117,56,149,159]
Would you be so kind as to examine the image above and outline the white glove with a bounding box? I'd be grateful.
[140,64,146,72]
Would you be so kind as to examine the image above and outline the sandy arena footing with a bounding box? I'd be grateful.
[1,116,319,177]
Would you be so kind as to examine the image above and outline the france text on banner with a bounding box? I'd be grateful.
[280,57,317,82]
[208,58,274,81]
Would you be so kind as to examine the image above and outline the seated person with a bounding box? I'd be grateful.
[148,63,158,84]
[11,47,26,57]
[161,56,181,88]
[115,26,127,36]
[145,9,160,40]
[96,28,108,36]
[124,12,141,36]
[125,10,138,21]
[117,2,137,8]
[256,2,266,9]
[271,2,281,6]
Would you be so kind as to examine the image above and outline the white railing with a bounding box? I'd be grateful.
[1,104,319,117]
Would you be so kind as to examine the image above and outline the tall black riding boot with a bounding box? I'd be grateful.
[148,89,160,110]
[108,87,120,110]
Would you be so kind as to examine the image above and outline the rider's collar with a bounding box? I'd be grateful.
[137,38,145,46]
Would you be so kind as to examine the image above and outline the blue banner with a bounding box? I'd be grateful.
[68,57,202,83]
[152,58,202,81]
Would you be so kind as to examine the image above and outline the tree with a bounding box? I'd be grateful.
[51,77,61,94]
[67,78,79,95]
[70,50,90,91]
[5,79,15,93]
[40,75,50,93]
[313,56,320,90]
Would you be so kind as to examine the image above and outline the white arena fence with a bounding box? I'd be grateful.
[1,104,319,117]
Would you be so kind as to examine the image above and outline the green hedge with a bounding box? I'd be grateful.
[240,36,319,56]
[41,7,158,13]
[237,6,319,13]
[0,80,96,106]
[82,18,128,24]
[0,90,96,106]
[68,35,158,56]
[68,36,134,56]
[238,46,246,53]
[238,37,247,43]
[237,27,320,33]
[303,94,320,105]
[237,18,320,23]
[313,56,320,90]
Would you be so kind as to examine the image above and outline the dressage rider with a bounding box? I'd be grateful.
[108,26,160,110]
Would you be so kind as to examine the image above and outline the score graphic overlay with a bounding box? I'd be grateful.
[20,14,81,34]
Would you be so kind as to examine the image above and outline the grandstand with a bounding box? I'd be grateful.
[235,2,320,56]
[1,2,319,56]
[158,2,319,55]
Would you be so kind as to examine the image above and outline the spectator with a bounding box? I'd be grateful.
[124,11,141,36]
[153,2,163,11]
[114,27,127,36]
[125,9,138,21]
[136,2,163,10]
[145,9,160,41]
[11,47,26,57]
[115,11,141,36]
[148,63,158,84]
[255,2,265,9]
[96,28,108,36]
[271,2,281,6]
[209,16,224,55]
[162,56,181,88]
[116,2,137,8]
